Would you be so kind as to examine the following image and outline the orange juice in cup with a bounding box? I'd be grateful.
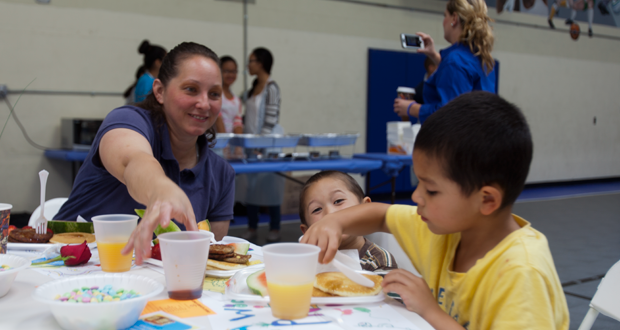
[97,240,133,272]
[267,280,314,319]
[262,243,320,320]
[91,214,138,273]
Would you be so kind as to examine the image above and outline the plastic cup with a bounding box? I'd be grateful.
[397,86,416,100]
[158,231,213,300]
[91,214,138,273]
[262,243,320,320]
[0,204,12,254]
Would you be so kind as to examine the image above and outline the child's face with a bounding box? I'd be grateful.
[300,177,370,243]
[411,150,481,235]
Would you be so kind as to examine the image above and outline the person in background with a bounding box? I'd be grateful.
[214,56,244,158]
[55,42,234,264]
[134,40,167,103]
[299,171,398,272]
[123,66,146,104]
[394,0,496,124]
[412,57,438,105]
[303,92,569,329]
[239,47,284,243]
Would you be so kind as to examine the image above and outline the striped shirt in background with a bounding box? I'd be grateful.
[359,238,398,272]
[260,81,280,134]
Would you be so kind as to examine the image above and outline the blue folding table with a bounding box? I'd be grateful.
[45,149,383,185]
[354,153,413,204]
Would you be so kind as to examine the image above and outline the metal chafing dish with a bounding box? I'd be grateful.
[229,134,275,148]
[264,134,301,148]
[298,133,360,147]
[212,133,235,149]
[229,134,301,149]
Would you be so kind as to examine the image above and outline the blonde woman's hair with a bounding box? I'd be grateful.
[447,0,495,74]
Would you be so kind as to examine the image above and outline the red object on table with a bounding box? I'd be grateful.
[151,243,162,261]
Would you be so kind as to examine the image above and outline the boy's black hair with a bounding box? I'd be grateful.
[414,91,533,209]
[298,171,365,225]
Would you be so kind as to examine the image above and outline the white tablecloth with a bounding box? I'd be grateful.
[0,253,434,330]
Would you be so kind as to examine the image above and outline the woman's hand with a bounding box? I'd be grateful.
[394,99,419,118]
[121,183,198,265]
[416,32,441,66]
[100,128,199,265]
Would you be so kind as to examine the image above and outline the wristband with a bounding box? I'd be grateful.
[407,101,416,117]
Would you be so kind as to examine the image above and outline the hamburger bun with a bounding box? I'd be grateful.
[49,232,96,244]
[314,272,383,297]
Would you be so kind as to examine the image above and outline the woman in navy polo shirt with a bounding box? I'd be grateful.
[55,42,234,264]
[394,0,496,124]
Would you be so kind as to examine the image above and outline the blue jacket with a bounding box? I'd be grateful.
[416,43,496,124]
[134,73,155,103]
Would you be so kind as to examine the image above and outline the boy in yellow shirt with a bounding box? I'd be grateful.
[302,91,569,329]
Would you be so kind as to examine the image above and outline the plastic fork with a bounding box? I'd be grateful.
[331,251,375,288]
[33,170,49,235]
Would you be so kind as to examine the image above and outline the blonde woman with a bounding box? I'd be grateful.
[394,0,496,124]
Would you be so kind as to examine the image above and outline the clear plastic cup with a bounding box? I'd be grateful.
[158,231,213,300]
[0,204,12,254]
[262,243,320,320]
[91,214,138,273]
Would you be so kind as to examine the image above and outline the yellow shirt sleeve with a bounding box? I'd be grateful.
[385,204,446,280]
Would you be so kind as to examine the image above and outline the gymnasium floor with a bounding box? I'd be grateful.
[229,179,620,329]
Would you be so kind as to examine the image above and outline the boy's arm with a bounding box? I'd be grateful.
[383,270,463,329]
[300,202,391,264]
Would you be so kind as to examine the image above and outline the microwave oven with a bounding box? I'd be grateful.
[61,118,103,150]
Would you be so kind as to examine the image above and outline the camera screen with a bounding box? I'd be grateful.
[406,35,421,47]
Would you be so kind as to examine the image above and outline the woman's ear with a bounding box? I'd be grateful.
[152,79,165,104]
[479,185,503,216]
[300,224,308,234]
[452,12,460,27]
[362,196,372,204]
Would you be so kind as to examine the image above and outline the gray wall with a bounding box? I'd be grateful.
[0,0,619,212]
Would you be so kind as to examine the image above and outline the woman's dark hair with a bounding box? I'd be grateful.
[138,40,167,71]
[137,42,221,146]
[248,47,273,97]
[123,65,147,99]
[298,171,365,225]
[219,55,237,68]
[414,91,533,209]
[122,41,166,100]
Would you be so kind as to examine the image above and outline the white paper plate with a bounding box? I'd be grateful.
[8,242,97,251]
[225,266,385,304]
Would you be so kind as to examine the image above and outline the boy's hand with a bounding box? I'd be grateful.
[382,269,438,317]
[299,215,343,264]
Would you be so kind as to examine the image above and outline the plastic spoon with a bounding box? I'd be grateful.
[331,251,374,288]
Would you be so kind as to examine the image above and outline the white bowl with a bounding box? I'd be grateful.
[32,273,164,330]
[0,254,31,297]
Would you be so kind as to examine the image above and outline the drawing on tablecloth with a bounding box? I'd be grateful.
[200,297,422,330]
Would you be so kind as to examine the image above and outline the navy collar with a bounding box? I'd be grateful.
[160,123,209,177]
